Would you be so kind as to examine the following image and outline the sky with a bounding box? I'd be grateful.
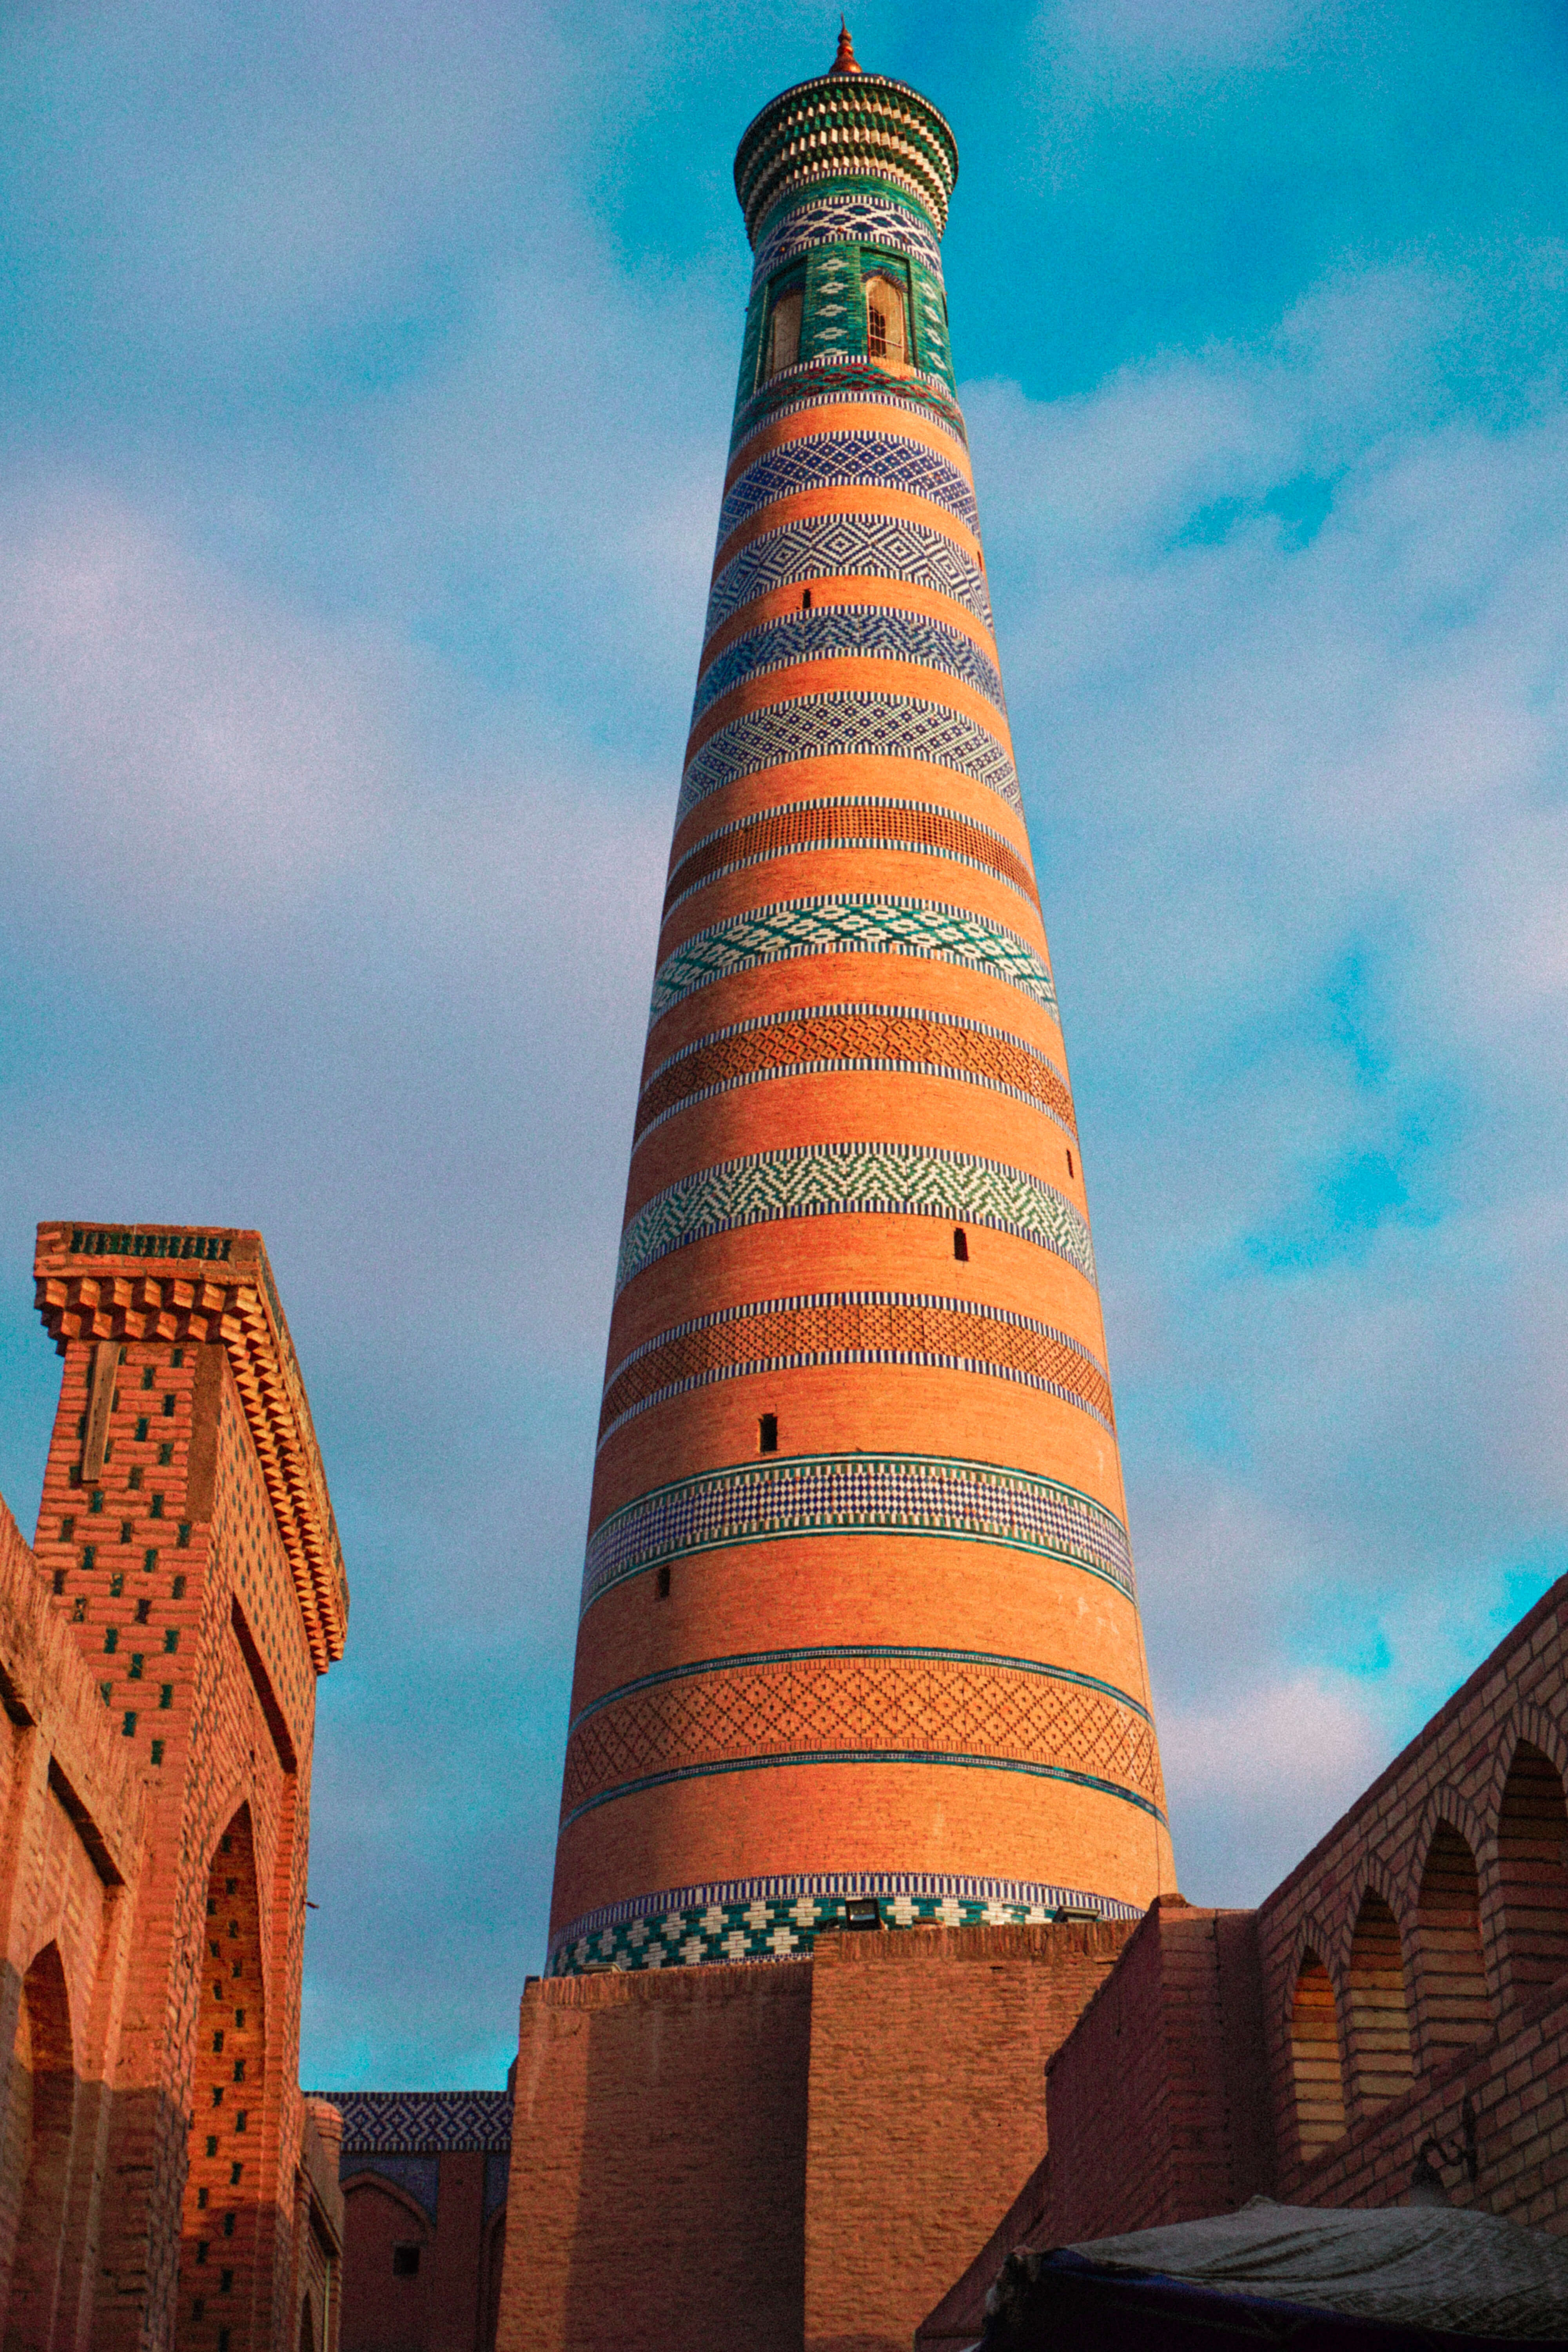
[3,0,1568,2089]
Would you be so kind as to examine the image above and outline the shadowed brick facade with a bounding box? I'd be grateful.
[325,2091,510,2352]
[548,27,1172,1989]
[0,1220,347,2350]
[916,1571,1568,2348]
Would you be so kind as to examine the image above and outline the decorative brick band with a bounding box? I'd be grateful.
[597,1289,1113,1444]
[730,381,968,464]
[560,1644,1164,1831]
[750,192,945,285]
[579,1452,1136,1615]
[718,430,976,546]
[648,897,1056,1027]
[706,512,990,640]
[693,606,1005,724]
[327,2091,514,2156]
[633,1002,1075,1148]
[664,798,1036,921]
[615,1141,1095,1296]
[550,1867,1140,1976]
[678,693,1019,824]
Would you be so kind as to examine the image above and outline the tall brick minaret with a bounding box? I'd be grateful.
[547,32,1172,1976]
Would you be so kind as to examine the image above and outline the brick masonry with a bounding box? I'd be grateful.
[0,1220,347,2351]
[497,1918,1133,2352]
[547,31,1175,1990]
[915,1573,1568,2346]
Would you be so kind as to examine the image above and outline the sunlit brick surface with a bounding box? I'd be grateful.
[546,46,1174,1975]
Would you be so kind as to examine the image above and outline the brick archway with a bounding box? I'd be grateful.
[4,1943,76,2352]
[176,1805,269,2345]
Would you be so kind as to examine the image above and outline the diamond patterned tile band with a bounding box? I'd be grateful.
[325,2090,514,2155]
[693,607,1004,723]
[549,1869,1139,1977]
[679,693,1020,823]
[706,513,991,640]
[648,897,1056,1026]
[718,431,978,546]
[615,1141,1095,1296]
[664,799,1036,920]
[559,1644,1165,1831]
[579,1452,1136,1616]
[750,194,946,285]
[633,1003,1075,1147]
[731,383,967,463]
[597,1289,1113,1445]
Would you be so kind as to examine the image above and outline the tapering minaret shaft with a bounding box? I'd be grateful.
[547,44,1172,1977]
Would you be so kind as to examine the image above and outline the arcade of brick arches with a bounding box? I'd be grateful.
[2,34,1568,2352]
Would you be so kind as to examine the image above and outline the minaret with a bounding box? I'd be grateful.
[547,35,1172,1977]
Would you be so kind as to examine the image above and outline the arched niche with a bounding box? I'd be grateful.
[1416,1820,1490,2058]
[176,1806,269,2330]
[1345,1889,1414,2112]
[1497,1739,1568,1996]
[1288,1949,1346,2158]
[4,1944,76,2352]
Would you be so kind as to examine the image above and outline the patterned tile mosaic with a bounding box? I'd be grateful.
[705,512,991,640]
[633,1003,1075,1147]
[693,606,1004,724]
[549,1869,1139,1977]
[731,383,968,467]
[614,1140,1096,1296]
[663,798,1036,920]
[750,194,945,285]
[597,1289,1114,1445]
[648,897,1056,1026]
[718,430,978,545]
[559,1643,1165,1831]
[678,694,1020,823]
[578,1452,1135,1616]
[734,362,967,448]
[327,2090,514,2156]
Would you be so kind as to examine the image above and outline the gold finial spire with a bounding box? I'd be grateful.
[829,18,861,73]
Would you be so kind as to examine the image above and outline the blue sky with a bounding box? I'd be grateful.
[3,0,1568,2087]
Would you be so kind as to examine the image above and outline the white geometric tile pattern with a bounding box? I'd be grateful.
[577,1451,1136,1615]
[648,895,1057,1025]
[705,513,992,639]
[692,607,1004,722]
[717,432,978,544]
[614,1140,1096,1294]
[677,694,1021,822]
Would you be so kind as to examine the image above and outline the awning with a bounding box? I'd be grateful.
[977,2199,1568,2348]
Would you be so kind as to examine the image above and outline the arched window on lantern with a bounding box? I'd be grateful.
[764,286,803,381]
[864,271,909,367]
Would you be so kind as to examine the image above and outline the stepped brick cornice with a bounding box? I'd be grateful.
[33,1220,348,1670]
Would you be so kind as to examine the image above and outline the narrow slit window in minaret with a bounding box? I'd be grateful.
[1067,1149,1075,1178]
[656,1565,671,1600]
[802,588,812,610]
[953,1228,969,1262]
[759,1414,779,1454]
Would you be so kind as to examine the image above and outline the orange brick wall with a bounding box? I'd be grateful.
[0,1220,348,2351]
[1041,1899,1272,2244]
[499,1959,813,2352]
[498,1920,1134,2352]
[1257,1573,1568,2226]
[802,1921,1134,2352]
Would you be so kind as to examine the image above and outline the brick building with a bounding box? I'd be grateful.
[328,2091,510,2352]
[915,1568,1568,2345]
[0,1220,347,2350]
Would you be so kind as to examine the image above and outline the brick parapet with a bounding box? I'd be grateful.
[1256,1575,1568,2187]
